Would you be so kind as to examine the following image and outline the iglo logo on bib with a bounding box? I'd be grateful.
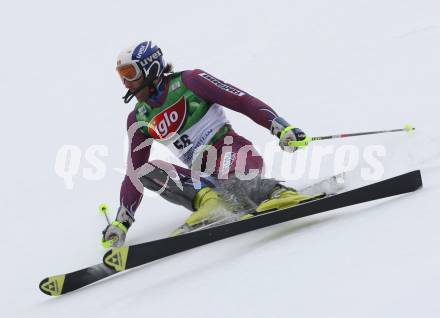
[148,97,187,140]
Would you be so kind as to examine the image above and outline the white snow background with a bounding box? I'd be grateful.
[1,0,440,317]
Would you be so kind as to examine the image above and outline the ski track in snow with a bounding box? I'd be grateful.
[2,0,440,317]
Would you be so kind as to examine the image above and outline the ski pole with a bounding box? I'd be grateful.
[288,124,415,148]
[99,203,120,248]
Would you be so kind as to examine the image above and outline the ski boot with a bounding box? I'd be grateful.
[170,187,226,236]
[240,185,325,219]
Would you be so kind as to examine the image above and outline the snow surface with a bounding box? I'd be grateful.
[2,0,440,317]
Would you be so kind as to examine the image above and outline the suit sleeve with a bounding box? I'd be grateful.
[181,69,279,130]
[119,110,151,213]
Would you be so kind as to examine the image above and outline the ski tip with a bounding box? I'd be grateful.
[412,169,423,189]
[39,275,65,296]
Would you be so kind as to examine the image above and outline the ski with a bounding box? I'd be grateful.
[39,170,422,296]
[40,173,347,296]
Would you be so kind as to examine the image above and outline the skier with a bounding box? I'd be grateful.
[102,41,318,248]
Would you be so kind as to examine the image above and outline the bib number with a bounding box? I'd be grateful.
[173,134,192,150]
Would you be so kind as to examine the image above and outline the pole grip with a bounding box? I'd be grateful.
[288,137,312,148]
